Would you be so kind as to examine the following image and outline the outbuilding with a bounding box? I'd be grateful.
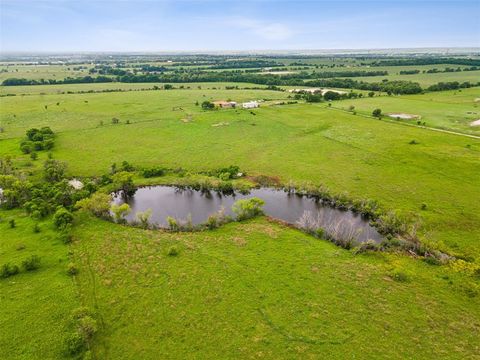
[242,101,259,109]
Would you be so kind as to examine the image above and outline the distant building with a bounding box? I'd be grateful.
[289,88,346,95]
[242,101,259,109]
[213,100,237,108]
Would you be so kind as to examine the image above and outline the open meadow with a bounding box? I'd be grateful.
[1,54,480,359]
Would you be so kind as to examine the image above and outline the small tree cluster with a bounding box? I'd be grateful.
[20,127,54,154]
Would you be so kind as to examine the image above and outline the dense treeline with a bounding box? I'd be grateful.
[371,57,480,67]
[3,72,478,95]
[304,79,423,94]
[399,70,420,75]
[210,60,284,69]
[2,76,114,86]
[426,81,477,91]
[312,70,388,78]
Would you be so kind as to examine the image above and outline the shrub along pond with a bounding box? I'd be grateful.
[112,186,382,243]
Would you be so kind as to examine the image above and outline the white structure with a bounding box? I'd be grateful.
[242,101,259,109]
[68,179,84,190]
[288,88,347,95]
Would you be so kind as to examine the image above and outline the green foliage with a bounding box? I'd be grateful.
[136,209,152,229]
[22,255,41,271]
[323,91,341,101]
[232,197,265,221]
[53,207,74,230]
[0,175,31,209]
[43,159,67,182]
[110,203,131,223]
[372,108,382,117]
[166,216,179,231]
[201,100,215,110]
[111,171,135,196]
[209,165,240,180]
[64,332,85,355]
[75,192,112,218]
[142,166,166,178]
[0,263,20,278]
[167,246,179,256]
[390,269,411,282]
[67,263,78,276]
[21,127,55,154]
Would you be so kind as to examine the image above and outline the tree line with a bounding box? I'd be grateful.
[3,72,478,95]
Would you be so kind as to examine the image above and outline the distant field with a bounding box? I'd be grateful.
[335,87,480,135]
[349,70,480,86]
[0,81,273,96]
[0,63,92,82]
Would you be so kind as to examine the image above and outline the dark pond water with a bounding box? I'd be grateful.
[112,186,382,243]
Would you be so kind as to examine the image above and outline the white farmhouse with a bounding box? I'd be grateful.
[242,101,259,109]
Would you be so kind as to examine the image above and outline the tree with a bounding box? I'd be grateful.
[75,192,112,218]
[372,108,382,118]
[44,159,67,182]
[201,101,215,110]
[368,91,375,97]
[111,171,135,196]
[53,207,74,229]
[110,203,131,223]
[323,91,341,101]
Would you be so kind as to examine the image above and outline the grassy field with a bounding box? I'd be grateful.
[333,87,480,135]
[72,214,479,359]
[0,210,79,359]
[0,64,92,82]
[349,69,480,86]
[1,87,479,258]
[1,81,480,359]
[0,82,277,96]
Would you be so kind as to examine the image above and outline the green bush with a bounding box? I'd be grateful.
[75,192,112,218]
[53,207,74,229]
[22,255,41,271]
[167,246,179,256]
[232,197,265,221]
[372,108,382,117]
[110,203,131,223]
[67,263,78,276]
[135,209,152,229]
[64,332,85,355]
[1,263,20,278]
[166,216,179,231]
[59,231,73,244]
[142,166,166,178]
[78,315,98,340]
[390,269,411,282]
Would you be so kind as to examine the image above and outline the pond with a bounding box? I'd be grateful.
[112,186,383,243]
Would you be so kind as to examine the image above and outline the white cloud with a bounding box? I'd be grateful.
[230,17,293,41]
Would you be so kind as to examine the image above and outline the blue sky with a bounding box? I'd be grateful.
[0,0,479,52]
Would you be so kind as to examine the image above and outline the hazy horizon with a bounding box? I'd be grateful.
[1,0,479,53]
